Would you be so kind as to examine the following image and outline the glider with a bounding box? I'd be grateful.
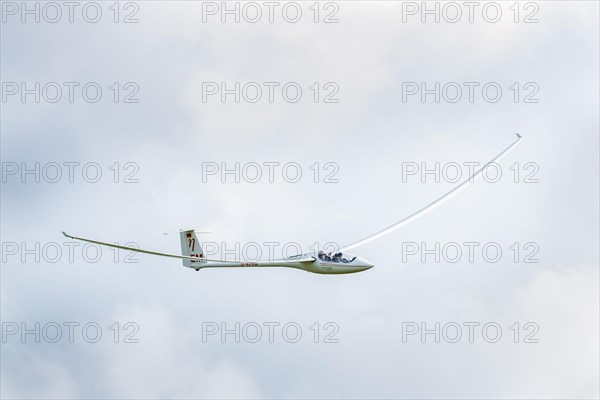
[63,134,522,274]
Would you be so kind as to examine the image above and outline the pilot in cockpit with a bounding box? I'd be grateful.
[319,251,357,263]
[318,251,331,262]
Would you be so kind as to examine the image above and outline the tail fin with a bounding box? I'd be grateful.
[179,230,206,268]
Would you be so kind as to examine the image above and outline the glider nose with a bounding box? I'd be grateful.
[360,257,374,270]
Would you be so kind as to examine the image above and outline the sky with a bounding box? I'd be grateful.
[1,1,599,399]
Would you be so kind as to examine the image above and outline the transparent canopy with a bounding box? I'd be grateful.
[318,251,357,264]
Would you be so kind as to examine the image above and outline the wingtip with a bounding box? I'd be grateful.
[61,231,70,238]
[516,133,522,139]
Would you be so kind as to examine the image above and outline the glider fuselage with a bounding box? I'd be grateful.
[191,251,374,274]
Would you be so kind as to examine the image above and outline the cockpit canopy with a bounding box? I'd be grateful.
[318,250,357,264]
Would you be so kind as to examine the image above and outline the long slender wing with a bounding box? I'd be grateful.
[62,231,221,262]
[62,232,316,263]
[339,134,523,252]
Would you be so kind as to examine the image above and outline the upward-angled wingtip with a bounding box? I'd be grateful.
[62,231,70,238]
[516,133,522,138]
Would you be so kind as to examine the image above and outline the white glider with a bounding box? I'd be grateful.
[63,134,522,274]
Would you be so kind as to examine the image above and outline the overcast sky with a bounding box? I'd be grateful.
[1,1,599,399]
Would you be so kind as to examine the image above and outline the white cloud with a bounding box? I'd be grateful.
[1,1,598,398]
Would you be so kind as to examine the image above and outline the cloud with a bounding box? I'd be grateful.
[100,304,262,399]
[1,1,598,398]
